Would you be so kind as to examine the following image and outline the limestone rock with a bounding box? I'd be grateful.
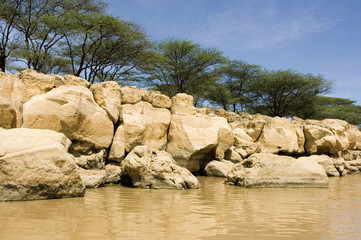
[22,86,114,151]
[0,128,85,201]
[108,125,125,162]
[74,150,106,170]
[304,125,340,155]
[245,119,267,142]
[19,69,89,98]
[347,124,361,150]
[78,168,106,188]
[0,72,29,128]
[151,92,171,108]
[225,153,328,187]
[298,155,340,177]
[343,150,361,161]
[322,119,350,150]
[105,164,122,184]
[120,86,141,104]
[121,146,201,189]
[204,160,235,177]
[121,101,171,152]
[90,81,122,123]
[257,117,301,154]
[166,114,232,172]
[224,147,243,163]
[215,128,234,160]
[170,93,196,115]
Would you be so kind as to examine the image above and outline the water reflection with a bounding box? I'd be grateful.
[1,176,361,239]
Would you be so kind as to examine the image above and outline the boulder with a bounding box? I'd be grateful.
[139,89,153,103]
[224,147,243,163]
[303,125,340,155]
[170,93,196,115]
[121,101,171,152]
[108,125,125,162]
[0,72,29,128]
[225,153,328,187]
[121,146,201,189]
[343,150,361,161]
[105,164,122,184]
[78,168,106,188]
[257,117,301,154]
[22,86,114,151]
[347,124,361,150]
[166,114,232,172]
[19,69,89,98]
[204,160,235,177]
[322,119,350,150]
[151,92,171,108]
[73,150,106,170]
[90,81,122,123]
[215,128,234,160]
[0,128,85,201]
[120,86,141,104]
[298,155,340,177]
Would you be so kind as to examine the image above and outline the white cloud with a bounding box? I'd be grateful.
[190,0,340,51]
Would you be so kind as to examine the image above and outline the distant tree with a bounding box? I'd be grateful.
[209,60,261,112]
[311,96,361,125]
[0,0,22,72]
[247,69,333,117]
[61,12,152,83]
[142,38,224,104]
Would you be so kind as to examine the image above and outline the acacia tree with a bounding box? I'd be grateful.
[0,0,23,72]
[208,60,262,112]
[62,12,152,83]
[247,69,333,117]
[142,38,224,104]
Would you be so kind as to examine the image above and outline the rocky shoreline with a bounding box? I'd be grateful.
[1,69,361,201]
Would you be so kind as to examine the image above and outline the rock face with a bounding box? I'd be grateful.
[22,86,114,151]
[0,72,29,128]
[121,101,171,152]
[0,128,85,201]
[121,146,201,189]
[225,153,329,187]
[257,117,302,154]
[90,81,122,123]
[19,69,90,98]
[204,160,235,177]
[166,114,232,172]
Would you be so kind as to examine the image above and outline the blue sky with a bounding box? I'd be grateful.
[105,0,361,104]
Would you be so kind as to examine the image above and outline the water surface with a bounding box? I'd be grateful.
[1,176,361,240]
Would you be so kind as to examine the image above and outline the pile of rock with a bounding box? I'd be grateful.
[1,69,361,200]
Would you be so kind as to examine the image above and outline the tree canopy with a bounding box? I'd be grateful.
[142,38,224,104]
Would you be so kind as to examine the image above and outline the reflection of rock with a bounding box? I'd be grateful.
[0,128,85,201]
[225,153,328,187]
[121,146,201,189]
[204,160,235,177]
[22,86,114,151]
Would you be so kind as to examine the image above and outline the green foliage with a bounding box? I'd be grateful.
[247,69,333,117]
[142,38,224,104]
[208,60,262,112]
[61,12,152,83]
[311,96,361,125]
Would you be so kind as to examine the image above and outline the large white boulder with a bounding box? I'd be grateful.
[22,86,114,151]
[204,160,235,178]
[0,72,29,128]
[121,101,171,152]
[90,81,122,123]
[225,153,328,187]
[0,128,85,201]
[121,146,201,189]
[166,114,232,172]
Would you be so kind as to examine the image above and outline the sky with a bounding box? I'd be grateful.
[105,0,361,104]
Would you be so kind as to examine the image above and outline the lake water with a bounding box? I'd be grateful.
[1,175,361,240]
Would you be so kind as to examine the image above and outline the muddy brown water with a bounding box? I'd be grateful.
[1,176,361,240]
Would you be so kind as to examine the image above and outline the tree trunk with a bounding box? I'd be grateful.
[0,54,6,72]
